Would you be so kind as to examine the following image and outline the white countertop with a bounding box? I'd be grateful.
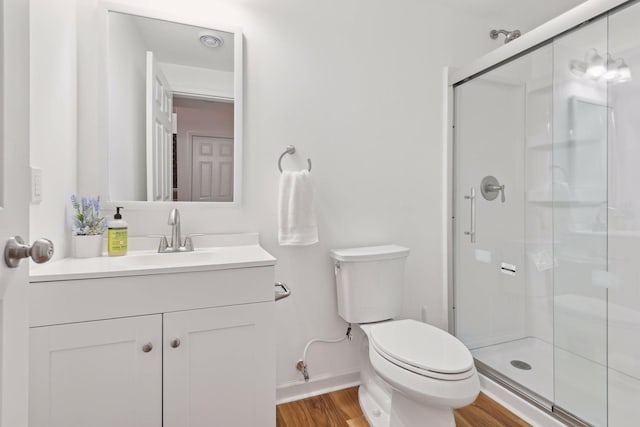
[30,233,276,282]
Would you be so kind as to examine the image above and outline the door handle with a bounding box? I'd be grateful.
[4,236,54,268]
[464,188,476,243]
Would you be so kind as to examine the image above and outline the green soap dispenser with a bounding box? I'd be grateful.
[108,207,128,256]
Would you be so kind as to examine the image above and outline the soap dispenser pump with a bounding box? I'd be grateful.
[108,206,128,256]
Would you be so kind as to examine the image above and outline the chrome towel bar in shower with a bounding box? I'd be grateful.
[278,145,312,173]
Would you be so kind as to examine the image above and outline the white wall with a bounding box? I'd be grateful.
[108,12,148,201]
[33,0,576,395]
[29,0,78,260]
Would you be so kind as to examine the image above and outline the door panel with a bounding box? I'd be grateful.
[190,135,233,202]
[0,0,32,425]
[163,303,274,427]
[29,315,162,427]
[146,51,173,201]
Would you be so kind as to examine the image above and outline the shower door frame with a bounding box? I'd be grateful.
[446,0,634,425]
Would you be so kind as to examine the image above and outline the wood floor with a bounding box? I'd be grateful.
[276,387,531,427]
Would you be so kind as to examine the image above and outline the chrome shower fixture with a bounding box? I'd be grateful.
[490,29,522,44]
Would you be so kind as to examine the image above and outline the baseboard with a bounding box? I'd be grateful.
[276,370,360,404]
[479,374,565,427]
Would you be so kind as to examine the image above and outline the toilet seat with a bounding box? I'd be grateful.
[369,319,475,381]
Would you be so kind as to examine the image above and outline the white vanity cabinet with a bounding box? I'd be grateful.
[28,241,276,427]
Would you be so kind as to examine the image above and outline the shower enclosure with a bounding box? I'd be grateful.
[451,1,640,425]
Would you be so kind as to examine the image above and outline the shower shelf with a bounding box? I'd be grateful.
[527,189,605,206]
[526,137,602,150]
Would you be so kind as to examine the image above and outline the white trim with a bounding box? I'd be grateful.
[442,66,454,332]
[449,0,631,86]
[479,374,565,427]
[99,1,244,207]
[173,92,234,103]
[276,371,360,405]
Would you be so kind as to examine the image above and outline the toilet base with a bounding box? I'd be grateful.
[389,389,455,427]
[358,384,390,427]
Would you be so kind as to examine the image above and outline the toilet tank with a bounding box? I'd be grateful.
[330,245,410,324]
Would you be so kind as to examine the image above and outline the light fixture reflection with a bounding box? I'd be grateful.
[569,48,632,84]
[617,60,632,83]
[585,48,606,78]
[602,55,619,81]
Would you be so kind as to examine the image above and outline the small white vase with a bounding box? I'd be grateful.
[72,234,104,258]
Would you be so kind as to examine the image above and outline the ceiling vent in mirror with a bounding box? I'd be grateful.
[199,32,224,48]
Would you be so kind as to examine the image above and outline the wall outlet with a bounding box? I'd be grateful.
[31,167,42,204]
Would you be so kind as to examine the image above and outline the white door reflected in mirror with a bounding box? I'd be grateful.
[107,11,242,203]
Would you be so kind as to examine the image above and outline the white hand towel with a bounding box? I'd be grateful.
[278,170,318,246]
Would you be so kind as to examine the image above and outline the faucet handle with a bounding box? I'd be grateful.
[183,234,204,251]
[147,234,169,252]
[159,236,169,252]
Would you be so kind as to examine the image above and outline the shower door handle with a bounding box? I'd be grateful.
[464,188,476,243]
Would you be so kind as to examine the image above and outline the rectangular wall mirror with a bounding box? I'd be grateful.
[106,10,242,203]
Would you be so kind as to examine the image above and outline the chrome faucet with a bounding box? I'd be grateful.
[168,208,182,251]
[155,208,200,253]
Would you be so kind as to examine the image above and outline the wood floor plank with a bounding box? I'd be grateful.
[328,386,362,421]
[276,398,316,427]
[277,387,531,427]
[276,394,349,427]
[455,393,531,427]
[346,415,370,427]
[453,411,475,427]
[276,406,290,427]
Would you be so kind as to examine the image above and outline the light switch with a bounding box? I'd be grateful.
[31,167,42,204]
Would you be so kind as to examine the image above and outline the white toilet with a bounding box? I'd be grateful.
[330,245,480,427]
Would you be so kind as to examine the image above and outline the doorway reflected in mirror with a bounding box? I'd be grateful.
[172,97,234,202]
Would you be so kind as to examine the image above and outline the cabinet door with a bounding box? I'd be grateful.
[29,315,162,427]
[163,302,275,427]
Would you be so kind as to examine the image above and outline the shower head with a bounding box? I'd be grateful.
[490,29,522,44]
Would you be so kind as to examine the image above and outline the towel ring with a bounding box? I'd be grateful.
[278,145,312,173]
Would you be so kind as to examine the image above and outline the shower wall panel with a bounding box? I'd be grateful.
[454,65,527,350]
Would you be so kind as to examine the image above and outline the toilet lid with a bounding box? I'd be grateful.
[370,319,474,375]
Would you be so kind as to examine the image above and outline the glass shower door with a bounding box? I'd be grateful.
[552,16,608,425]
[606,2,640,425]
[453,45,555,404]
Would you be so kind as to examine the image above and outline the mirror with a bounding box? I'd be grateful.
[107,11,241,203]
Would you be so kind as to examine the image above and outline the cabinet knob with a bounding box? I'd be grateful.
[170,338,181,348]
[142,342,153,353]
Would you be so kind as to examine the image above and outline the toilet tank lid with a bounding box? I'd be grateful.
[330,245,410,262]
